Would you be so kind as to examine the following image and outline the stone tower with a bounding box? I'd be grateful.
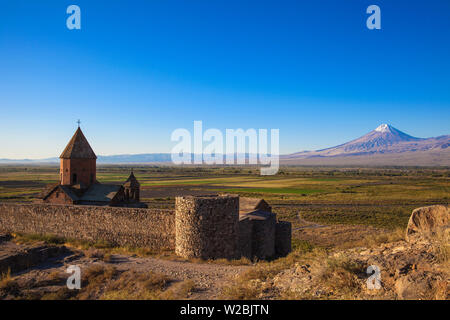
[59,127,97,187]
[175,195,240,260]
[123,171,140,202]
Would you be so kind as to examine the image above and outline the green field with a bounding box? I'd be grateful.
[0,165,448,233]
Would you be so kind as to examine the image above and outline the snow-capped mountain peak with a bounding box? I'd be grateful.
[375,123,392,133]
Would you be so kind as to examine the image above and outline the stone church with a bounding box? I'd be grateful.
[41,127,147,208]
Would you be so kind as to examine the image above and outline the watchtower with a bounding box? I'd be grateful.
[175,195,240,260]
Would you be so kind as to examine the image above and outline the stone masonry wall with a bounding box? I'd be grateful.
[251,215,276,260]
[175,195,240,259]
[238,217,253,259]
[0,203,175,250]
[275,221,292,257]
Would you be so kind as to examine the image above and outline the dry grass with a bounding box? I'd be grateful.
[318,255,366,298]
[85,248,104,259]
[12,232,65,245]
[41,288,75,300]
[147,252,254,266]
[432,230,450,265]
[101,270,170,300]
[221,279,263,300]
[0,269,19,297]
[433,279,449,300]
[18,264,193,300]
[339,227,405,249]
[76,264,119,300]
[72,265,194,300]
[205,257,253,266]
[103,253,113,262]
[221,246,326,299]
[11,232,164,259]
[159,280,196,300]
[48,270,63,281]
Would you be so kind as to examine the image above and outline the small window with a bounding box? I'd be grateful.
[72,173,77,184]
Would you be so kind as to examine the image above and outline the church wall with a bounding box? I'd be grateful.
[60,158,96,186]
[43,188,74,205]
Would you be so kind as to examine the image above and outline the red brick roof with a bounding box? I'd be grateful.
[60,128,97,159]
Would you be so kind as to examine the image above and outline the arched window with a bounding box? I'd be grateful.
[72,173,77,184]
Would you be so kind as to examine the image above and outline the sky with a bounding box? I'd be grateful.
[1,0,449,158]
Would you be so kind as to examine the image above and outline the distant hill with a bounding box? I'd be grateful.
[1,124,448,166]
[0,154,173,164]
[282,124,450,166]
[97,154,172,163]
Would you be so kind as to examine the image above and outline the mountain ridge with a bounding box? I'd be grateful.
[1,124,449,166]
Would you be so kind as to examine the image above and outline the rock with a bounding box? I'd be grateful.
[0,233,12,243]
[405,205,449,243]
[395,271,434,300]
[391,246,406,254]
[0,242,71,274]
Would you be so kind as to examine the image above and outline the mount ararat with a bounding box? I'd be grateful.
[282,124,449,166]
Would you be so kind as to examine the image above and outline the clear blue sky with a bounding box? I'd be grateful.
[1,0,449,158]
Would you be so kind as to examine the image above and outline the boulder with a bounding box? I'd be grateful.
[405,205,449,243]
[395,272,433,300]
[0,233,12,244]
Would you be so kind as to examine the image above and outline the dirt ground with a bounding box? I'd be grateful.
[140,185,218,199]
[0,238,250,300]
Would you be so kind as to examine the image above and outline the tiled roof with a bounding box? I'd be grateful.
[59,185,81,201]
[60,128,97,159]
[239,210,275,221]
[239,197,268,214]
[41,184,80,201]
[80,183,122,202]
[123,172,140,187]
[39,183,60,199]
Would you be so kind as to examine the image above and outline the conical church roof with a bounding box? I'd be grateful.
[60,128,97,159]
[124,171,140,187]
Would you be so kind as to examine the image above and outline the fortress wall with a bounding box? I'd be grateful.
[175,195,240,259]
[0,203,175,250]
[275,221,292,257]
